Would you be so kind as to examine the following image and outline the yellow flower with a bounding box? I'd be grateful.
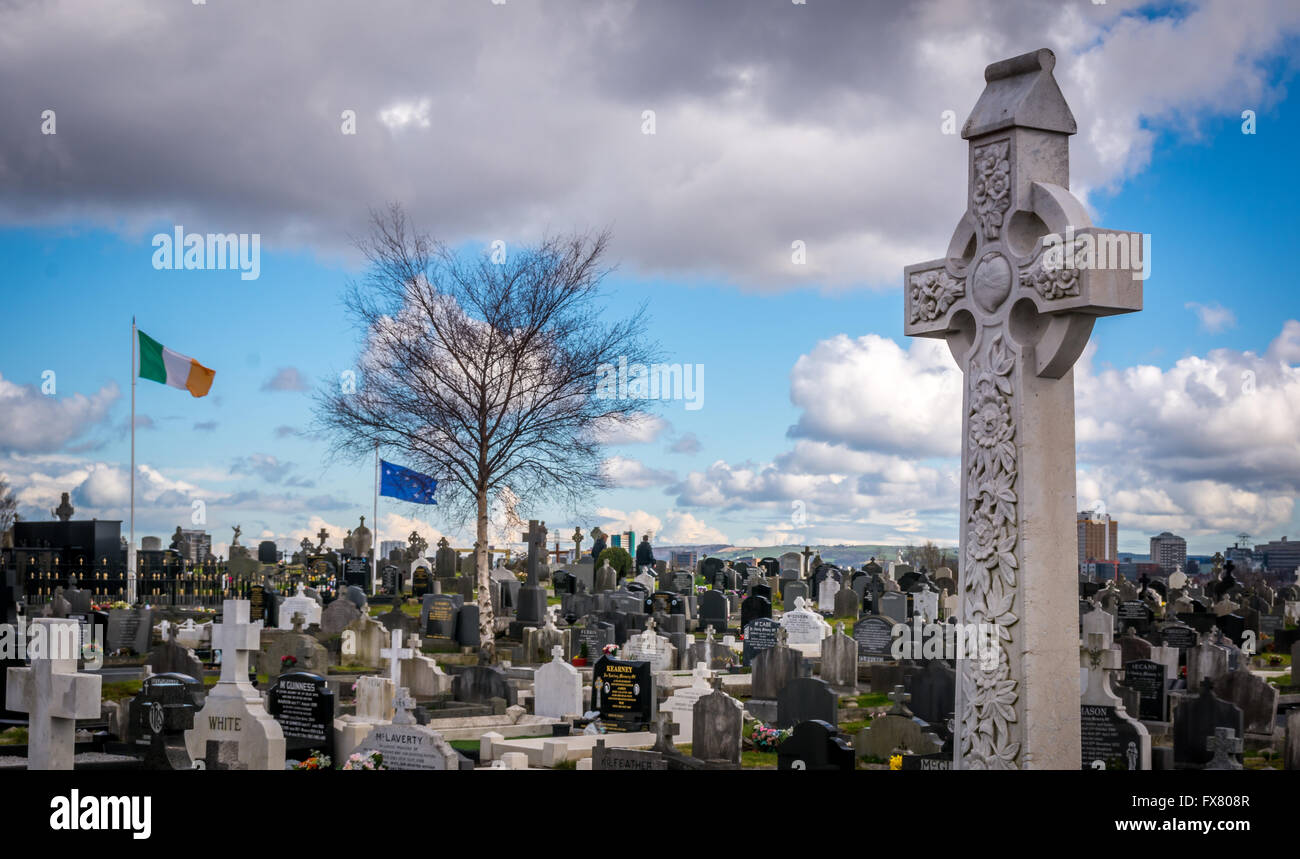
[889,754,903,770]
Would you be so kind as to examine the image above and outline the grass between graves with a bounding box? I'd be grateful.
[98,675,222,702]
[0,727,28,745]
[369,603,421,617]
[853,691,891,709]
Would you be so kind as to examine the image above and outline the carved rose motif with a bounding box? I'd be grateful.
[908,269,965,324]
[971,140,1011,239]
[960,334,1021,769]
[1022,244,1084,300]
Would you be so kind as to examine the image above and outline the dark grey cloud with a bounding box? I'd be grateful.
[2,0,1294,288]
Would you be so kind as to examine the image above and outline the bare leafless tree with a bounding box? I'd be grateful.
[0,477,16,540]
[315,205,659,657]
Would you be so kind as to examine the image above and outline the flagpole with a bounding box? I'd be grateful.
[372,441,379,595]
[128,317,137,605]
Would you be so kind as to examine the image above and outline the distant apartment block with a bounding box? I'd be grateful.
[1077,511,1118,566]
[1148,531,1187,575]
[670,550,698,571]
[1254,536,1300,577]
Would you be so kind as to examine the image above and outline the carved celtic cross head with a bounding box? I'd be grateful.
[904,48,1142,379]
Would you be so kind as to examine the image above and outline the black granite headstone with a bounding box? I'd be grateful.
[592,656,653,733]
[1122,659,1167,722]
[742,617,779,667]
[776,720,854,771]
[267,671,335,761]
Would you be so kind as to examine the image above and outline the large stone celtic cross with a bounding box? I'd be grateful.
[903,49,1143,769]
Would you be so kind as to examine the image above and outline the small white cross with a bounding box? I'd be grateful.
[380,628,414,688]
[551,645,565,662]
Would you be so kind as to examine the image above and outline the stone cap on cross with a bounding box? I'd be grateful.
[652,712,679,753]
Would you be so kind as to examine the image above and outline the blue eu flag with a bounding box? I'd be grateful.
[380,460,438,504]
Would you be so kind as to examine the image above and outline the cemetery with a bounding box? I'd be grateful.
[0,2,1295,843]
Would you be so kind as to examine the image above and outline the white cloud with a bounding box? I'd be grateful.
[788,334,961,457]
[659,510,729,545]
[1184,301,1237,333]
[378,97,432,131]
[588,413,671,445]
[0,374,118,454]
[601,455,676,488]
[595,507,663,540]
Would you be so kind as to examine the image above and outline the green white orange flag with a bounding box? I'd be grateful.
[137,330,215,397]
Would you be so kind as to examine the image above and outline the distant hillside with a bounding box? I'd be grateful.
[655,544,914,568]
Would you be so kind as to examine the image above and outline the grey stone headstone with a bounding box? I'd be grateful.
[775,677,837,729]
[692,690,742,764]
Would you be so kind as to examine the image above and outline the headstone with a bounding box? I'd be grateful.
[782,580,808,607]
[277,582,322,630]
[878,591,908,624]
[1173,679,1244,769]
[751,632,803,701]
[184,600,286,770]
[534,646,582,719]
[320,597,362,638]
[1121,659,1168,722]
[907,660,957,727]
[739,594,772,631]
[1080,636,1150,770]
[661,664,715,740]
[106,607,153,654]
[853,615,896,663]
[779,596,830,647]
[453,665,517,707]
[127,672,201,769]
[353,702,460,770]
[817,576,841,613]
[820,624,857,690]
[1212,667,1278,736]
[698,591,729,634]
[833,587,861,619]
[267,671,335,763]
[775,676,837,729]
[741,617,780,667]
[692,682,743,764]
[777,720,854,771]
[591,656,655,732]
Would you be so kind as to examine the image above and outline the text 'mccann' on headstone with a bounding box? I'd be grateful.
[268,671,335,763]
[591,655,654,733]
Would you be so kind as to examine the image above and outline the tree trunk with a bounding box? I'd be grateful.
[476,484,494,660]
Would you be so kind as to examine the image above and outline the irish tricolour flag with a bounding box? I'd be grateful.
[137,330,215,397]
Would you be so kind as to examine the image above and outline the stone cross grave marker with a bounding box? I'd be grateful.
[5,618,102,769]
[214,598,261,686]
[1205,726,1243,771]
[381,628,414,689]
[887,685,912,717]
[902,48,1143,770]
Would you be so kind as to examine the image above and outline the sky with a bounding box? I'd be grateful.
[0,0,1298,559]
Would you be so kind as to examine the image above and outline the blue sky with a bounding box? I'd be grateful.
[0,0,1297,559]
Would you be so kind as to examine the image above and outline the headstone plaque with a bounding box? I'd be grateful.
[854,615,896,663]
[422,594,459,644]
[106,607,153,654]
[267,671,335,761]
[1121,659,1167,722]
[344,558,369,590]
[1161,622,1198,650]
[592,656,654,733]
[1080,703,1146,770]
[742,617,779,667]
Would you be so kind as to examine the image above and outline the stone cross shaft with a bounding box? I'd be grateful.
[212,599,262,686]
[381,628,414,688]
[5,618,101,770]
[522,519,547,585]
[903,49,1143,770]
